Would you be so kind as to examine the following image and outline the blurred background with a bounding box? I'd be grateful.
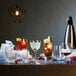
[0,0,76,56]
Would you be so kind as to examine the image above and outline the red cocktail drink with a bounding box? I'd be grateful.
[16,38,28,50]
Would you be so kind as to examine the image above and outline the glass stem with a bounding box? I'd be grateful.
[34,51,37,59]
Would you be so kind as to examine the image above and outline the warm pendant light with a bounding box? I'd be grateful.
[9,0,25,23]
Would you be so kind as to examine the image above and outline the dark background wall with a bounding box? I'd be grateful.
[0,0,76,56]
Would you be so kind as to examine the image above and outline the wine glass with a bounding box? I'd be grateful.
[30,40,41,60]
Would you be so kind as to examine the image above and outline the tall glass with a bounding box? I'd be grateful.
[16,38,28,63]
[5,47,16,63]
[43,41,53,57]
[52,45,62,60]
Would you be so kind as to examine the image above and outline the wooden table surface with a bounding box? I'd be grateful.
[0,64,76,76]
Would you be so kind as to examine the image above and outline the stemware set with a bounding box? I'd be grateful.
[5,37,70,65]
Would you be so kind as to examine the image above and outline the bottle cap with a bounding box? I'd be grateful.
[66,16,73,25]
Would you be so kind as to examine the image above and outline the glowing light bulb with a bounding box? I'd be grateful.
[15,10,19,16]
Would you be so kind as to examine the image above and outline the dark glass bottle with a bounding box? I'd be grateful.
[64,16,75,49]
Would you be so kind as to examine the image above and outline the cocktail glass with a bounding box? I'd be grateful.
[43,41,53,58]
[30,40,41,60]
[16,38,28,50]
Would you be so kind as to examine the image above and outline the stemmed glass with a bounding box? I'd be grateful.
[30,40,41,60]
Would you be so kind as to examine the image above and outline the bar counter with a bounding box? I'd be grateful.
[0,64,76,76]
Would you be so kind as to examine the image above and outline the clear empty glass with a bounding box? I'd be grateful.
[52,45,62,60]
[60,43,65,58]
[5,47,16,63]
